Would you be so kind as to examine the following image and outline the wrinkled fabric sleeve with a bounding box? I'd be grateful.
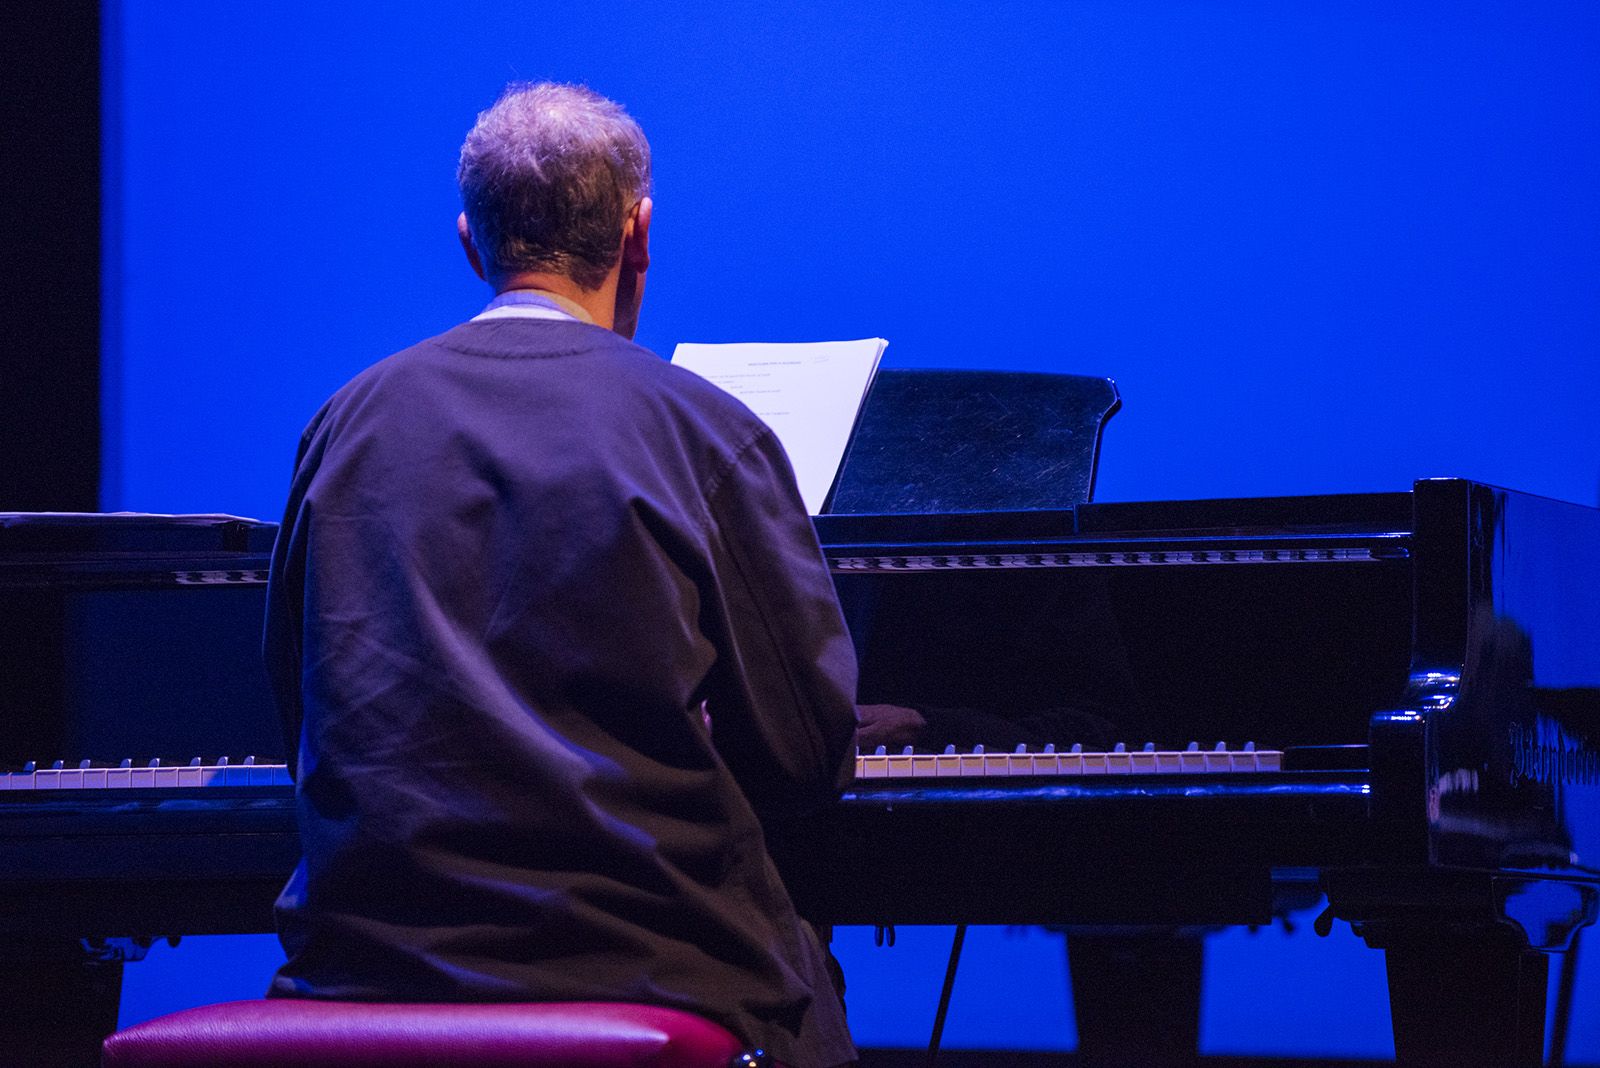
[262,413,328,779]
[701,427,860,822]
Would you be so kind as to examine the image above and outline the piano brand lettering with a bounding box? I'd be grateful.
[1509,721,1600,786]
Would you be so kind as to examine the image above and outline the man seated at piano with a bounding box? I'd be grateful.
[262,82,860,1068]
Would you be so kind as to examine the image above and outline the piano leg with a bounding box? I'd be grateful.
[1383,927,1548,1068]
[1067,929,1202,1067]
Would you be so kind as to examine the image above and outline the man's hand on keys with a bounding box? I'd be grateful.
[854,703,926,751]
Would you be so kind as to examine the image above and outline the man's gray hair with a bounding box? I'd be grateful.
[458,82,652,291]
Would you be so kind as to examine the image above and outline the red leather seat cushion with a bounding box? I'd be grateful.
[101,999,748,1067]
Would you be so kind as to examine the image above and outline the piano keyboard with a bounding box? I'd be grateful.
[854,742,1283,779]
[0,757,292,790]
[2,745,1283,788]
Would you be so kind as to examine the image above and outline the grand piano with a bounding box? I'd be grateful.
[3,371,1598,1067]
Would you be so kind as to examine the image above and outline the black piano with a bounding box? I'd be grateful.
[3,374,1599,1067]
[799,476,1600,1066]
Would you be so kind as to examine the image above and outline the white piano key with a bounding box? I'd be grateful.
[1079,742,1107,775]
[1107,743,1132,774]
[1008,744,1032,777]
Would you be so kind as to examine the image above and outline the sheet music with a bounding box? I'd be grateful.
[671,338,887,514]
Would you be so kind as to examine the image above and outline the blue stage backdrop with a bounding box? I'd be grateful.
[106,1,1600,1058]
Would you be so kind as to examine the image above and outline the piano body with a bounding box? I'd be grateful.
[798,477,1600,1066]
[3,378,1600,1064]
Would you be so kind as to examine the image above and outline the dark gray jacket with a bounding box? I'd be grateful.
[265,316,858,1068]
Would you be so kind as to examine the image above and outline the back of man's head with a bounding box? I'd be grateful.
[458,83,652,291]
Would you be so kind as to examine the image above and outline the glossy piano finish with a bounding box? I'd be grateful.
[1410,479,1600,879]
[798,493,1409,925]
[1338,480,1600,1067]
[777,770,1370,926]
[817,491,1419,759]
[809,477,1600,1067]
[4,483,1599,1067]
[1332,482,1600,938]
[0,786,295,937]
[811,480,1600,907]
[0,513,283,772]
[0,514,291,941]
[6,487,1588,914]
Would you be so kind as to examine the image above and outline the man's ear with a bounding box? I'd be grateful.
[622,197,652,273]
[457,213,487,281]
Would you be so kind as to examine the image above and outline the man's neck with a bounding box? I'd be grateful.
[492,271,616,330]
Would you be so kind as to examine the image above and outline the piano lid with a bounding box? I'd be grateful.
[826,369,1120,515]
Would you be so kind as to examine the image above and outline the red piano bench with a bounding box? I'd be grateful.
[101,999,780,1068]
